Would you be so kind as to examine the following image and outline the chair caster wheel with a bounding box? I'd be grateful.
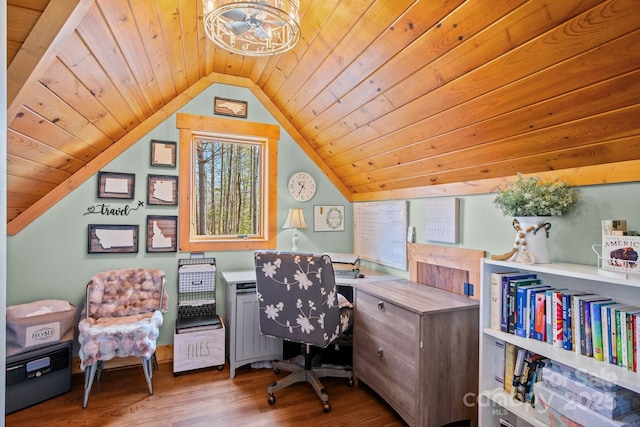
[348,377,354,387]
[268,394,276,405]
[274,368,280,374]
[323,402,331,413]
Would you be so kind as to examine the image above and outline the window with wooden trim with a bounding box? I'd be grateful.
[177,113,279,252]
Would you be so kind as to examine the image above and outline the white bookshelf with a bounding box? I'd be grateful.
[479,259,640,426]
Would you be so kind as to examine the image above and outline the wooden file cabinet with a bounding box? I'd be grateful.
[222,270,283,379]
[354,279,479,427]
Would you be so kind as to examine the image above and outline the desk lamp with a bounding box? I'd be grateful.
[282,208,307,251]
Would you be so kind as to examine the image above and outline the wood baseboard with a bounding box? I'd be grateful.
[71,344,174,375]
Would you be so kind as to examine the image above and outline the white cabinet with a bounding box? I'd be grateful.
[479,259,640,426]
[222,270,282,379]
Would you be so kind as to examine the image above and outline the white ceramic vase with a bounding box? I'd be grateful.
[510,216,552,264]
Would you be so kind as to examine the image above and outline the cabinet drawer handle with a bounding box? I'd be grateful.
[377,301,384,311]
[377,348,384,358]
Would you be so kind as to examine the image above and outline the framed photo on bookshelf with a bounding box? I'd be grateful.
[147,174,178,206]
[146,215,177,253]
[88,224,139,254]
[150,139,177,167]
[97,171,135,199]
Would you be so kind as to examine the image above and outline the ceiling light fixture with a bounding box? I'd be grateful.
[203,0,301,56]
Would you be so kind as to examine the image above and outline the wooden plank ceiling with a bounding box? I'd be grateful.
[6,0,640,234]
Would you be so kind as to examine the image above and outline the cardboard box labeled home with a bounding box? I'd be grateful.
[601,235,640,274]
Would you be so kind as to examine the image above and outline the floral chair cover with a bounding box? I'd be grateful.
[255,251,351,349]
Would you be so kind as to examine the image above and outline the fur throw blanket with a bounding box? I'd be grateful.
[78,311,163,370]
[78,268,168,370]
[85,268,168,318]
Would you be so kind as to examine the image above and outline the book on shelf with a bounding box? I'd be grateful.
[549,288,566,348]
[617,307,640,369]
[533,291,547,342]
[633,314,640,372]
[561,290,587,351]
[513,280,544,337]
[602,303,629,365]
[504,342,518,395]
[512,347,527,397]
[573,294,606,354]
[591,300,618,361]
[601,234,640,274]
[584,297,612,357]
[508,278,541,335]
[490,271,517,331]
[545,288,567,345]
[498,272,537,333]
[512,350,546,404]
[525,285,551,339]
[495,339,506,389]
[626,311,639,372]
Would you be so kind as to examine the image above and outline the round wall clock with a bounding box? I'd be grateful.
[288,172,316,202]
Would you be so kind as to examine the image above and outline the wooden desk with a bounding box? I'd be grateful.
[353,278,479,427]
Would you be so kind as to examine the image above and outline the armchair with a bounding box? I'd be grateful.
[78,268,168,408]
[254,251,354,413]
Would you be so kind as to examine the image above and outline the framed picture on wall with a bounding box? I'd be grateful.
[146,215,177,253]
[147,174,178,205]
[150,139,177,167]
[88,224,139,254]
[313,205,345,232]
[97,171,135,199]
[214,97,248,118]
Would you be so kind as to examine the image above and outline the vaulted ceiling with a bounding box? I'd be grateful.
[6,0,640,234]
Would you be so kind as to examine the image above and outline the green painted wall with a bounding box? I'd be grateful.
[6,82,640,350]
[6,83,353,347]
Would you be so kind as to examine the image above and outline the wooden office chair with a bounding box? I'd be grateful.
[254,251,354,413]
[78,268,168,408]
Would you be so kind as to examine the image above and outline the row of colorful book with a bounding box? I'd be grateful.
[490,271,640,372]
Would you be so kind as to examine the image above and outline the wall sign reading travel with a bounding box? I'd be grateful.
[83,201,144,216]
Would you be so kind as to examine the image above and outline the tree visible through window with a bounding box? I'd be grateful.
[194,136,261,237]
[177,113,279,252]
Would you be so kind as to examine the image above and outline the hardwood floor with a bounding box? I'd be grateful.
[6,362,406,426]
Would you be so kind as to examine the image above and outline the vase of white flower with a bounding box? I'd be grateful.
[492,174,580,264]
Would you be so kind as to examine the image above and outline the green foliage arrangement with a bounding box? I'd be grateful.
[493,173,580,217]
